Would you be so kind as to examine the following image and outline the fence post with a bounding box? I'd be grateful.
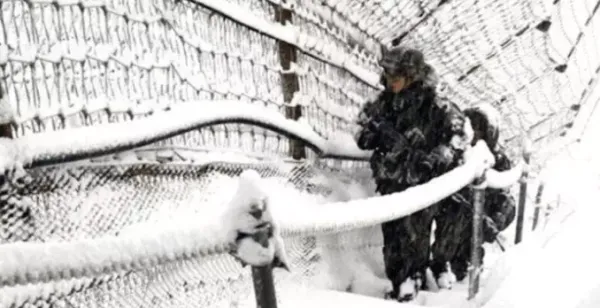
[0,86,12,138]
[274,3,305,160]
[250,227,279,308]
[468,183,485,300]
[514,152,531,244]
[531,182,545,231]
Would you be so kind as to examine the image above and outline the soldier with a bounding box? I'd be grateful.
[430,104,516,287]
[355,46,470,302]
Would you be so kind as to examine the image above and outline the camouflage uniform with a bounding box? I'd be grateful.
[430,106,517,282]
[355,47,468,300]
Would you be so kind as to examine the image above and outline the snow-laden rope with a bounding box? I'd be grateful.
[2,101,371,171]
[282,141,498,235]
[0,141,501,293]
[0,220,233,288]
[481,161,526,189]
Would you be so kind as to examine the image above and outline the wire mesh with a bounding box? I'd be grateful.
[0,157,380,308]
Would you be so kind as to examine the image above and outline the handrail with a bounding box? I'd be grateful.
[1,99,528,186]
[4,101,371,171]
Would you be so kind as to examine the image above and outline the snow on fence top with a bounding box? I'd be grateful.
[14,101,372,169]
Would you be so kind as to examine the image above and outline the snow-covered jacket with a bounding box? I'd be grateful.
[355,78,468,195]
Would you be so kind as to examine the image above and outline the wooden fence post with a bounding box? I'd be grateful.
[0,85,12,138]
[514,152,531,244]
[274,4,305,160]
[250,228,279,308]
[531,182,545,231]
[468,185,485,300]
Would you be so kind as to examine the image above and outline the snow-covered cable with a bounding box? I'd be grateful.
[484,162,525,189]
[280,159,482,236]
[8,101,370,170]
[279,141,496,235]
[0,221,233,289]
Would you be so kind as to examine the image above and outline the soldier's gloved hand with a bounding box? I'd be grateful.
[355,128,379,150]
[429,144,455,170]
[404,127,426,147]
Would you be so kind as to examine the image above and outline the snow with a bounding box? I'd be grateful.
[0,138,31,177]
[225,170,290,269]
[238,287,438,308]
[312,178,391,298]
[0,214,232,288]
[480,203,594,308]
[16,100,371,167]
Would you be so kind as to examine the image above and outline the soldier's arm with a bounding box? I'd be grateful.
[426,101,468,172]
[355,93,386,150]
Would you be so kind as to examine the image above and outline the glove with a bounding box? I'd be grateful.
[404,127,426,147]
[428,145,456,172]
[356,127,379,150]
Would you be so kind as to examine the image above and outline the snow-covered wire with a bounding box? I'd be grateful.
[484,161,525,189]
[280,154,487,236]
[0,220,232,288]
[4,101,371,170]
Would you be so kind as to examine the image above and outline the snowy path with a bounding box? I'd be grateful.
[481,201,600,308]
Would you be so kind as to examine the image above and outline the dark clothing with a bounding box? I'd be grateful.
[430,151,516,281]
[356,79,467,298]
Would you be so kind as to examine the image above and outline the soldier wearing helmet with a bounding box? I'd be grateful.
[430,104,516,287]
[355,46,470,301]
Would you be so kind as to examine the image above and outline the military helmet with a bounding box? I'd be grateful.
[379,46,429,82]
[464,103,501,149]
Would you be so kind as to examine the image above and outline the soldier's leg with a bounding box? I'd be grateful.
[451,243,470,282]
[382,214,426,301]
[397,207,437,301]
[431,199,467,282]
[382,219,407,299]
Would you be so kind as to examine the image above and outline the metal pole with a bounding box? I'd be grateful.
[274,4,304,160]
[250,228,278,308]
[0,85,12,138]
[531,183,545,231]
[514,153,531,244]
[468,185,485,300]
